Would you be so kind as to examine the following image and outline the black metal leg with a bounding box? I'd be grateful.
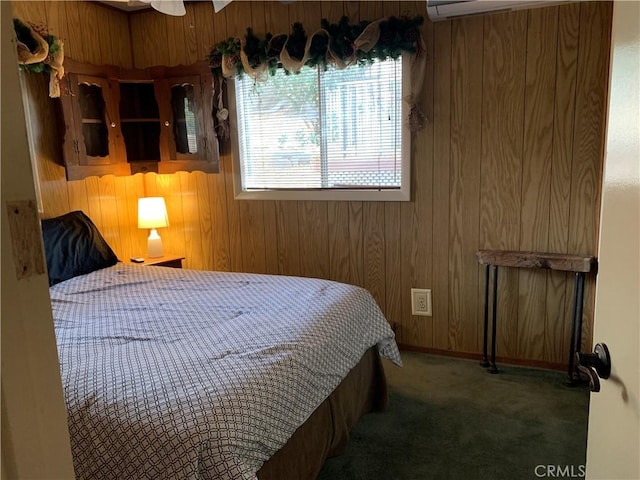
[488,265,499,374]
[481,264,490,367]
[567,272,581,385]
[574,272,586,361]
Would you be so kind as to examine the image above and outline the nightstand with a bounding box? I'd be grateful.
[128,255,185,269]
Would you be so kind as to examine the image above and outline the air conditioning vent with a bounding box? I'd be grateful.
[426,0,565,22]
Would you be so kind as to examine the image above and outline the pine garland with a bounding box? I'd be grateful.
[207,15,424,78]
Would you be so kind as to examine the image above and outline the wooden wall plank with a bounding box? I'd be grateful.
[321,2,344,24]
[263,201,279,275]
[548,2,580,364]
[85,3,105,65]
[432,20,452,351]
[328,202,351,283]
[12,1,47,28]
[124,174,147,258]
[480,11,527,358]
[43,2,68,40]
[182,5,199,65]
[166,13,188,66]
[84,176,104,234]
[348,202,364,287]
[449,16,483,353]
[155,173,186,259]
[219,2,245,272]
[207,171,232,272]
[67,181,89,214]
[363,203,386,311]
[178,171,204,270]
[344,2,360,23]
[517,7,558,361]
[359,1,383,21]
[384,202,402,335]
[113,8,133,68]
[382,0,401,338]
[569,1,612,352]
[275,202,301,276]
[130,10,169,68]
[194,2,215,61]
[62,2,87,62]
[298,202,329,279]
[97,176,122,257]
[400,4,433,348]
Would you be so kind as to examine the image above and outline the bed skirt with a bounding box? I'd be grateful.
[257,347,388,479]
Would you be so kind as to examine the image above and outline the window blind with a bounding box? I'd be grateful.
[234,57,403,191]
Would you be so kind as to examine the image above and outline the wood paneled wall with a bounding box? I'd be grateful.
[13,0,612,368]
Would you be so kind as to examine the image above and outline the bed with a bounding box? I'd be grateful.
[43,211,402,479]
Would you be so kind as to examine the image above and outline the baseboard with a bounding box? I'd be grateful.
[397,344,567,372]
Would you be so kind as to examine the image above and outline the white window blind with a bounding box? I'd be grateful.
[231,57,410,201]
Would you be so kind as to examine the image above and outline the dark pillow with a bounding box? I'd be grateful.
[41,211,118,286]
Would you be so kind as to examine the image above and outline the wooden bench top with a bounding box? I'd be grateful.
[476,250,597,273]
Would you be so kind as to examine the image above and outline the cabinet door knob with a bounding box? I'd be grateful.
[164,121,170,127]
[110,122,116,128]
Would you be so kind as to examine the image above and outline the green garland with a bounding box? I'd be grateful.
[13,18,61,75]
[207,15,424,78]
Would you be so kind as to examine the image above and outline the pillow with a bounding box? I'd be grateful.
[41,211,118,286]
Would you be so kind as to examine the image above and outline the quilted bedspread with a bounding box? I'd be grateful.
[50,263,401,479]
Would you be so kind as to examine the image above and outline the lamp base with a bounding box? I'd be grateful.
[147,228,163,258]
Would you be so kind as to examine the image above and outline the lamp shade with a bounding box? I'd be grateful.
[138,197,169,229]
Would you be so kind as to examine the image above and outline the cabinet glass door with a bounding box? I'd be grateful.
[170,83,198,155]
[78,83,109,158]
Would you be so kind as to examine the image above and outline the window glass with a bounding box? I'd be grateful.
[231,57,409,201]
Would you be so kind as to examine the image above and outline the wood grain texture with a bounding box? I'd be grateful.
[449,16,483,353]
[401,6,433,348]
[16,1,612,368]
[477,250,596,273]
[348,202,364,287]
[569,1,612,352]
[262,201,279,275]
[517,7,558,360]
[275,201,301,276]
[548,2,581,364]
[328,201,351,284]
[480,11,527,359]
[363,202,385,311]
[298,202,328,279]
[384,202,402,336]
[432,20,452,350]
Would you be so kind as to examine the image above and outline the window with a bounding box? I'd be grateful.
[229,56,410,201]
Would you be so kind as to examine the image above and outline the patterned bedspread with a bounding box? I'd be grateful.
[50,263,401,479]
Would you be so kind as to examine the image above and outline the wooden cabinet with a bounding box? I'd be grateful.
[59,59,219,180]
[61,64,130,179]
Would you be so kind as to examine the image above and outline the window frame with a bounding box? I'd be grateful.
[228,56,412,202]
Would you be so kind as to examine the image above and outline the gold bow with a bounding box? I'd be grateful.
[15,21,65,98]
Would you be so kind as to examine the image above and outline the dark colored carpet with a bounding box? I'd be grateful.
[317,352,589,480]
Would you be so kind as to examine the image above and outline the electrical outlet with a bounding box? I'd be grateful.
[411,288,432,316]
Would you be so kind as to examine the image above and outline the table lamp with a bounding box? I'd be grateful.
[138,197,169,258]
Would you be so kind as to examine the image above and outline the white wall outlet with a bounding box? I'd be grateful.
[411,288,432,316]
